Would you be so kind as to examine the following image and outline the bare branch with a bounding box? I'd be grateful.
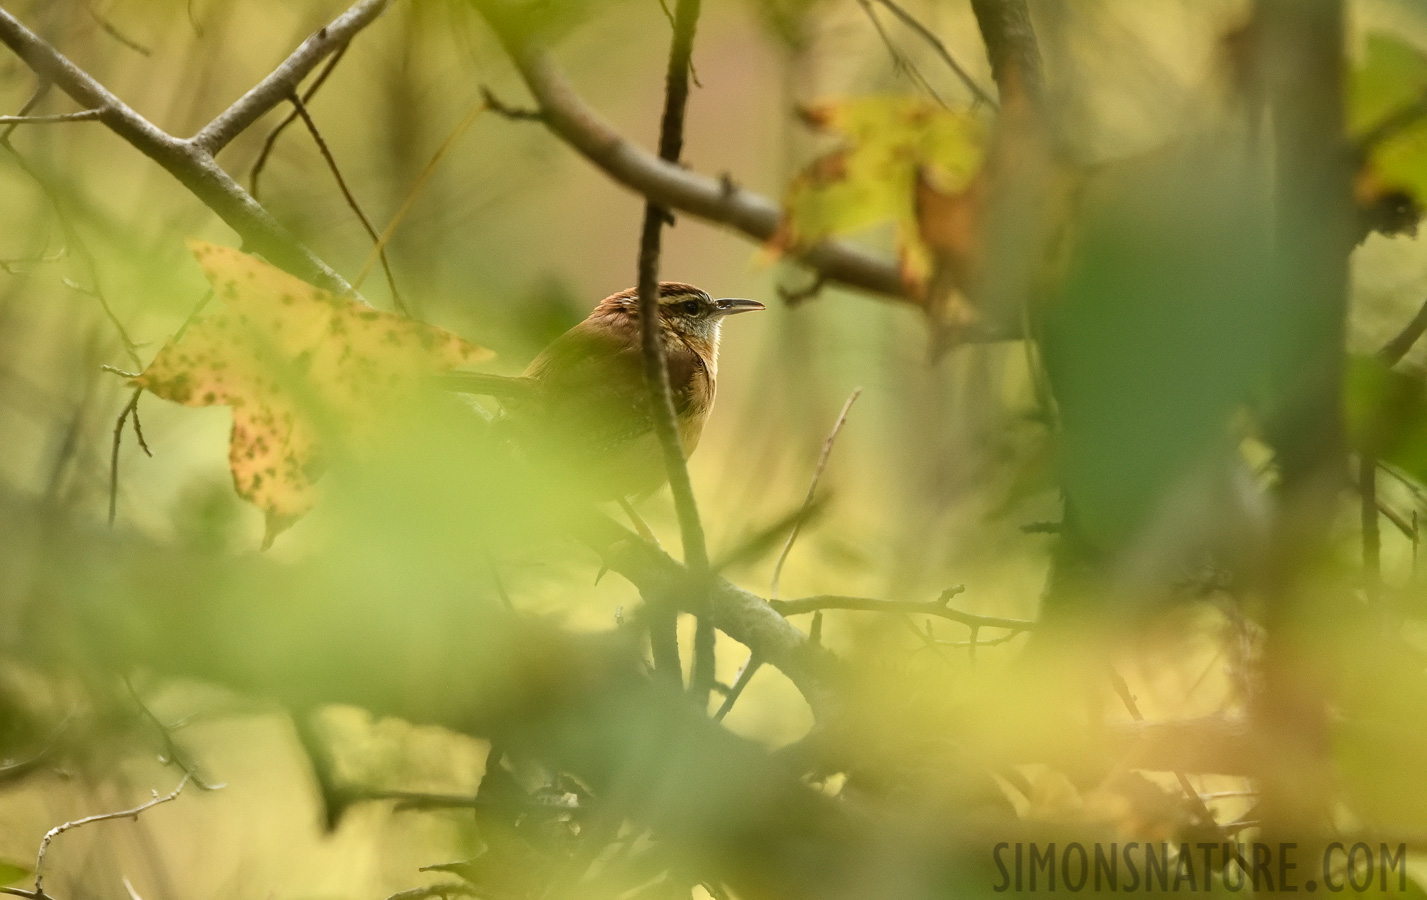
[479,85,542,121]
[771,588,1035,634]
[585,516,840,717]
[33,775,190,895]
[770,388,861,600]
[191,0,394,155]
[857,0,948,109]
[108,386,142,526]
[124,678,225,791]
[712,653,760,721]
[250,43,349,200]
[289,94,406,312]
[85,4,151,57]
[381,885,478,900]
[0,109,101,125]
[639,0,707,575]
[470,0,1019,339]
[0,8,353,294]
[1380,295,1427,365]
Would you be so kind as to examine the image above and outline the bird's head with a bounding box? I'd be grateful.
[595,283,765,350]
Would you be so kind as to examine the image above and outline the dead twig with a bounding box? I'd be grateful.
[107,386,145,527]
[124,678,225,791]
[32,774,191,896]
[288,94,406,313]
[479,85,542,121]
[0,109,101,125]
[0,1,391,293]
[770,388,862,599]
[772,586,1035,634]
[856,0,948,108]
[250,43,350,200]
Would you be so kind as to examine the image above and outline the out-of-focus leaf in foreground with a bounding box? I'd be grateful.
[1042,132,1270,559]
[134,242,492,544]
[1351,33,1427,224]
[1344,353,1427,485]
[774,97,988,295]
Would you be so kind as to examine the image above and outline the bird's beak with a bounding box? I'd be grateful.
[713,297,766,317]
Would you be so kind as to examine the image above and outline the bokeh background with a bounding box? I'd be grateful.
[3,1,1427,899]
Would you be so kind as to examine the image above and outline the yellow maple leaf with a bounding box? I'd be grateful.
[135,240,492,546]
[773,96,989,295]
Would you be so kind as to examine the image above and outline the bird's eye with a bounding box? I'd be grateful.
[677,299,702,315]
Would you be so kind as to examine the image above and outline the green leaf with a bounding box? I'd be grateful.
[0,862,31,887]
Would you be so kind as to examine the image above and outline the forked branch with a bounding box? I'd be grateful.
[0,0,395,294]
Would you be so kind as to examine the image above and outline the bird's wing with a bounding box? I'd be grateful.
[519,319,710,455]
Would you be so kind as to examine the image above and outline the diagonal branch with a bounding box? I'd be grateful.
[0,9,341,292]
[469,0,1015,342]
[191,0,393,155]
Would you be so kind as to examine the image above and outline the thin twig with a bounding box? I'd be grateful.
[191,0,393,154]
[857,0,947,109]
[85,4,152,57]
[712,654,761,721]
[1107,668,1231,847]
[288,94,406,313]
[108,386,142,526]
[1380,295,1427,366]
[250,44,349,200]
[479,85,542,121]
[33,774,190,894]
[0,4,375,293]
[772,587,1034,633]
[777,273,825,306]
[770,388,862,599]
[380,885,477,900]
[124,678,225,791]
[353,103,484,291]
[711,494,829,573]
[1361,453,1381,582]
[873,0,997,107]
[0,718,71,787]
[0,109,101,125]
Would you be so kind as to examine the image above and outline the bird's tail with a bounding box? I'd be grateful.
[435,371,537,401]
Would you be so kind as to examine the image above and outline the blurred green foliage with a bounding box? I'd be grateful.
[5,2,1427,900]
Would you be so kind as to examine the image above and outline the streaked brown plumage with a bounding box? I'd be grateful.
[448,283,764,499]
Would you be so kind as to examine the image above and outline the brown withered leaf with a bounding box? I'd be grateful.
[135,241,492,546]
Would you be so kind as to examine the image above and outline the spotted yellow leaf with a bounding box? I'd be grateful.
[136,241,492,545]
